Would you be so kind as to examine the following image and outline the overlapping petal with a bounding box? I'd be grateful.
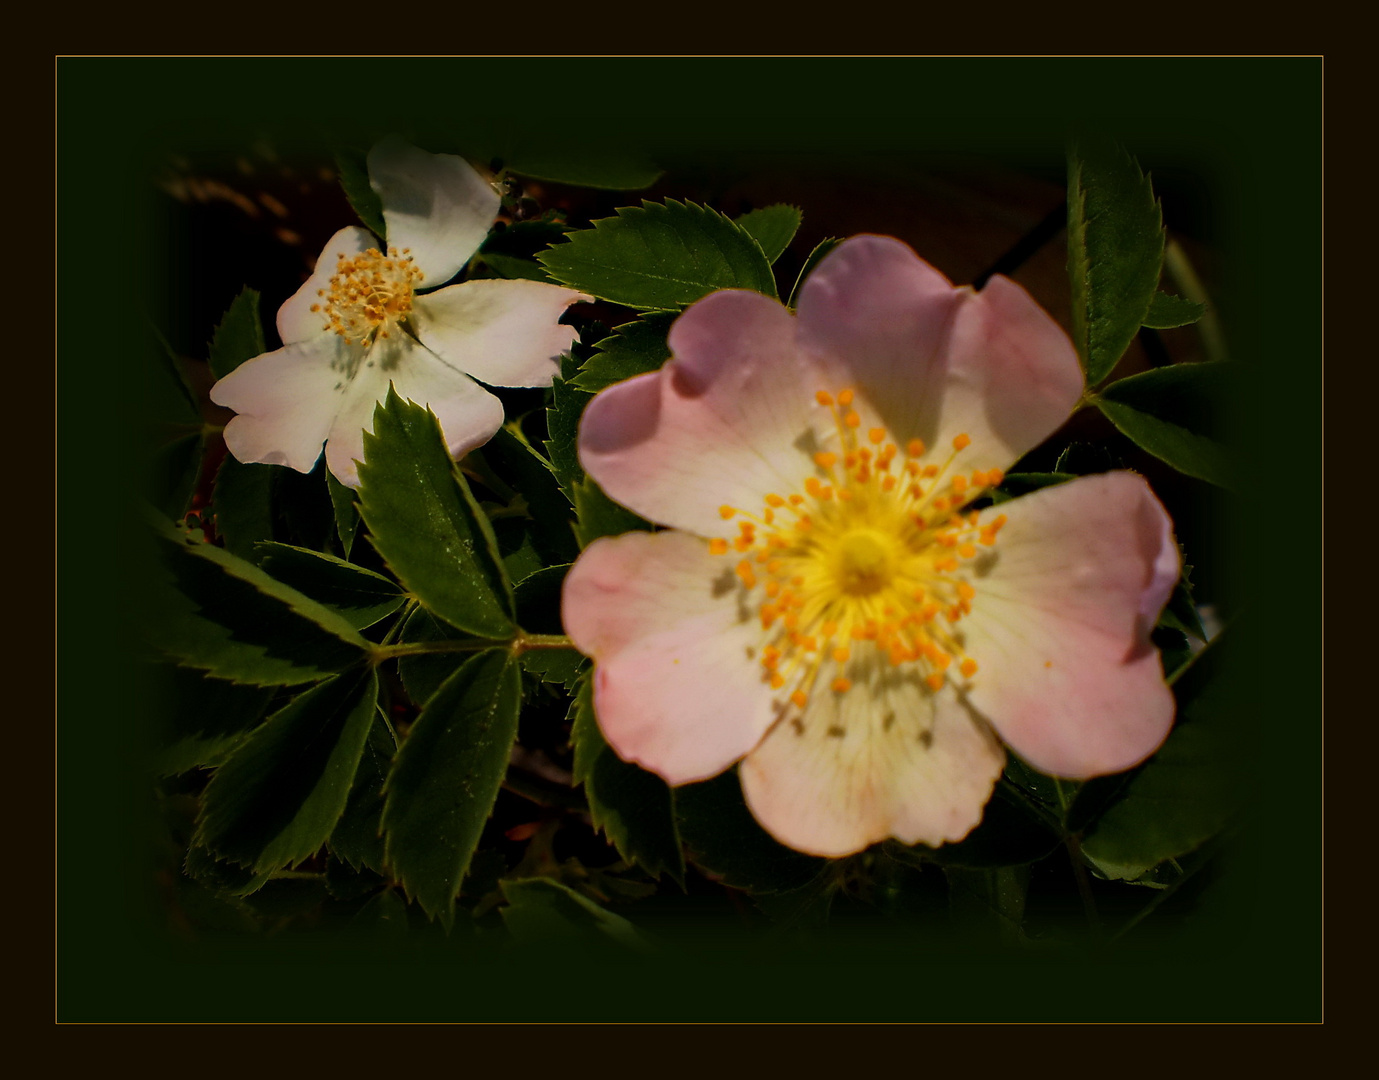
[367,136,500,286]
[796,235,1083,475]
[578,290,823,535]
[563,530,780,784]
[319,333,504,489]
[960,472,1178,777]
[740,675,1005,856]
[412,278,589,389]
[275,227,374,345]
[212,335,367,474]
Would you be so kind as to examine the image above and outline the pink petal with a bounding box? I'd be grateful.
[960,472,1179,777]
[412,278,588,388]
[368,136,499,286]
[796,236,1082,474]
[562,530,778,784]
[211,336,366,474]
[740,674,1005,856]
[323,333,504,489]
[578,290,824,534]
[276,227,375,345]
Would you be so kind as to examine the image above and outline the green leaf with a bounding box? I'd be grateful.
[569,675,684,882]
[676,769,827,894]
[520,649,586,690]
[328,709,397,875]
[151,664,275,776]
[326,471,360,560]
[256,542,404,630]
[207,287,266,381]
[333,146,386,239]
[357,387,514,639]
[1066,138,1165,384]
[500,877,655,952]
[787,237,842,309]
[184,843,270,898]
[503,148,662,191]
[735,204,802,264]
[481,427,580,563]
[514,563,571,635]
[570,313,674,395]
[143,515,372,686]
[545,354,591,502]
[1158,565,1207,643]
[1143,291,1207,329]
[477,252,553,282]
[382,650,521,922]
[353,886,410,934]
[213,457,277,561]
[1080,636,1248,878]
[573,476,653,549]
[1094,362,1234,487]
[538,199,777,310]
[396,605,471,706]
[197,668,379,872]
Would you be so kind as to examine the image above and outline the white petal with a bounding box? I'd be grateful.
[211,335,368,474]
[578,290,826,535]
[563,530,779,785]
[322,331,505,489]
[959,473,1178,777]
[276,227,376,345]
[411,278,588,388]
[740,668,1005,857]
[368,136,500,286]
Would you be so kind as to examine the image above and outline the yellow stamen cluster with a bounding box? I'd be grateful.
[309,246,424,345]
[711,389,1008,719]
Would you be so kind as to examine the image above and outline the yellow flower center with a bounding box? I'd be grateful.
[309,246,425,346]
[710,387,1008,712]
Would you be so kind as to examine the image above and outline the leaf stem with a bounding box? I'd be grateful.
[369,630,574,664]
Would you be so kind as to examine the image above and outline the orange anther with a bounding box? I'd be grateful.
[868,427,885,444]
[844,412,861,428]
[882,476,897,492]
[805,477,822,496]
[765,580,781,598]
[708,538,728,555]
[814,451,837,469]
[959,543,977,560]
[970,470,987,487]
[912,587,927,603]
[831,677,852,694]
[837,389,855,406]
[950,475,969,494]
[957,581,976,601]
[770,673,785,689]
[953,433,971,451]
[925,673,945,692]
[719,505,736,519]
[923,465,939,478]
[987,469,1004,486]
[816,390,834,406]
[790,690,808,708]
[960,658,978,678]
[733,536,752,553]
[906,438,925,458]
[789,494,804,505]
[832,646,850,663]
[766,493,785,508]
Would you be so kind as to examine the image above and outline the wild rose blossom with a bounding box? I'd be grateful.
[562,236,1178,857]
[211,137,589,487]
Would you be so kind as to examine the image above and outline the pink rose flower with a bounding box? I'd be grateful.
[562,235,1179,857]
[211,137,589,488]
